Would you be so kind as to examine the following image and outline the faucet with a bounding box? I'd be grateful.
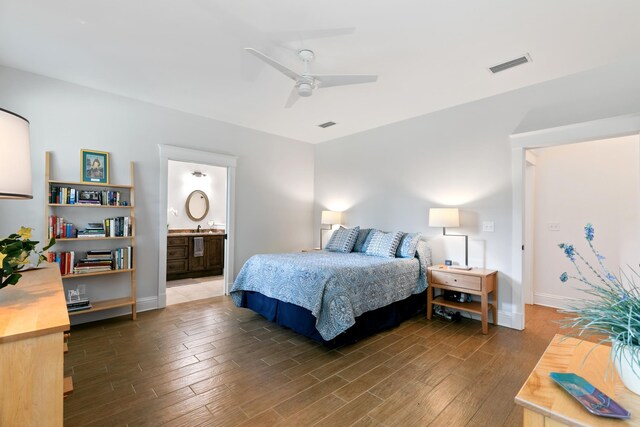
[196,225,201,233]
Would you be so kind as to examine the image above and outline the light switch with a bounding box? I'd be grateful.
[548,222,560,231]
[482,221,494,232]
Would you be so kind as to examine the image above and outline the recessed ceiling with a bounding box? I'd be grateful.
[1,1,640,143]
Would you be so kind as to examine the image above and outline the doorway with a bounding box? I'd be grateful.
[165,160,227,305]
[511,114,640,330]
[524,135,640,310]
[158,145,237,309]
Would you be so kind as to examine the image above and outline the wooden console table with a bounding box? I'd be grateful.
[0,264,70,426]
[515,334,640,426]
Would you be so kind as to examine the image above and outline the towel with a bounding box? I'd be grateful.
[193,237,204,257]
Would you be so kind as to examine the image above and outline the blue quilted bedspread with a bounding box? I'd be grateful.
[231,250,428,340]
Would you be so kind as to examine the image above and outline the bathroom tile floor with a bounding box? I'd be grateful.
[166,275,225,305]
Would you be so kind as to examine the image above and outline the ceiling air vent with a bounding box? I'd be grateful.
[489,54,532,74]
[318,121,336,128]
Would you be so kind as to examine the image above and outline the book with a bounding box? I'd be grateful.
[67,304,93,312]
[66,298,90,308]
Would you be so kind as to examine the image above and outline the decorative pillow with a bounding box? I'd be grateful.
[360,228,378,253]
[352,228,372,252]
[396,232,422,258]
[325,226,360,253]
[365,230,403,258]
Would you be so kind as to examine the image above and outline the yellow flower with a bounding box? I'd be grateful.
[17,226,32,240]
[0,252,6,267]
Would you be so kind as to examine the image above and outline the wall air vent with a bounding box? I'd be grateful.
[318,121,336,128]
[489,54,532,74]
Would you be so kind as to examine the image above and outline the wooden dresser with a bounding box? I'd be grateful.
[0,263,70,426]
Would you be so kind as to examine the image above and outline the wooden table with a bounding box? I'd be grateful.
[515,334,640,426]
[0,264,70,426]
[427,266,497,334]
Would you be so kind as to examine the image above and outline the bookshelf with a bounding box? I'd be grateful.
[44,152,137,320]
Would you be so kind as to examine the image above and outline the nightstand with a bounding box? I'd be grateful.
[427,266,498,334]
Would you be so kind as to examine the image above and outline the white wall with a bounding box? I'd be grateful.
[0,65,314,321]
[532,135,640,308]
[167,160,226,230]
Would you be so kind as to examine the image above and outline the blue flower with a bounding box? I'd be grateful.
[597,253,606,261]
[559,244,576,261]
[584,223,594,241]
[560,272,569,283]
[607,273,617,282]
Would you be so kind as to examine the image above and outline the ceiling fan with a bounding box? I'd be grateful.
[245,48,378,108]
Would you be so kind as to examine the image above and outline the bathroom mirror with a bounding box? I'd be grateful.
[185,190,209,221]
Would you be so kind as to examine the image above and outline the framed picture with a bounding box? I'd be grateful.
[80,149,109,184]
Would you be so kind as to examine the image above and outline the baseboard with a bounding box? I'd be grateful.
[136,296,159,312]
[69,296,160,325]
[445,308,514,329]
[497,310,514,329]
[533,292,573,309]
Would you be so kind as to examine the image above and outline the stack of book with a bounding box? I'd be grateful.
[48,215,75,239]
[67,298,92,312]
[77,223,106,238]
[49,186,78,204]
[49,186,127,206]
[113,246,133,270]
[104,217,132,237]
[73,250,113,274]
[48,251,75,275]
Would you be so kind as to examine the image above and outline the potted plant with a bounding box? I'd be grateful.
[0,227,55,289]
[558,223,640,394]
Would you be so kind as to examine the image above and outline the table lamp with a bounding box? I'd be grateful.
[429,207,470,269]
[0,108,32,199]
[320,210,342,249]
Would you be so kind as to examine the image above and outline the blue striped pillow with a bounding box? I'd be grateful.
[365,230,403,258]
[325,226,360,253]
[396,232,422,258]
[352,228,372,252]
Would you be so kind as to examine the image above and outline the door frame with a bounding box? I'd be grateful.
[510,113,640,330]
[523,151,537,305]
[158,144,237,308]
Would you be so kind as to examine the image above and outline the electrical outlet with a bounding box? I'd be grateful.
[482,221,494,232]
[548,222,560,231]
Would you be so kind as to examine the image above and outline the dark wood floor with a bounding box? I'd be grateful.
[64,298,565,426]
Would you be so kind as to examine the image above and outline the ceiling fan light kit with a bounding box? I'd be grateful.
[245,47,378,107]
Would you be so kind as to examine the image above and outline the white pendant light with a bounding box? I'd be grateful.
[0,108,32,199]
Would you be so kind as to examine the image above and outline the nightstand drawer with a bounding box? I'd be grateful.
[430,271,482,291]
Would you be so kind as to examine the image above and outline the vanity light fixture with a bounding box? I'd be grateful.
[0,108,32,199]
[428,207,471,270]
[192,171,206,178]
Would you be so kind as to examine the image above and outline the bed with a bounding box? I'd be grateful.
[230,240,431,346]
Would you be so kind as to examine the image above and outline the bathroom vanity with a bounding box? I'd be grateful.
[166,230,225,280]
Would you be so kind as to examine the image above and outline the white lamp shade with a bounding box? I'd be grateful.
[429,208,459,228]
[321,210,342,225]
[0,108,32,199]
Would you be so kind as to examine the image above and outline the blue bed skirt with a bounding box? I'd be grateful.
[239,290,427,346]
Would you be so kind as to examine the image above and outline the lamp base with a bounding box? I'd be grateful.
[449,265,472,270]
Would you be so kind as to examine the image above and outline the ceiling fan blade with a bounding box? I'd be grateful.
[244,48,301,81]
[284,85,300,108]
[312,74,378,88]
